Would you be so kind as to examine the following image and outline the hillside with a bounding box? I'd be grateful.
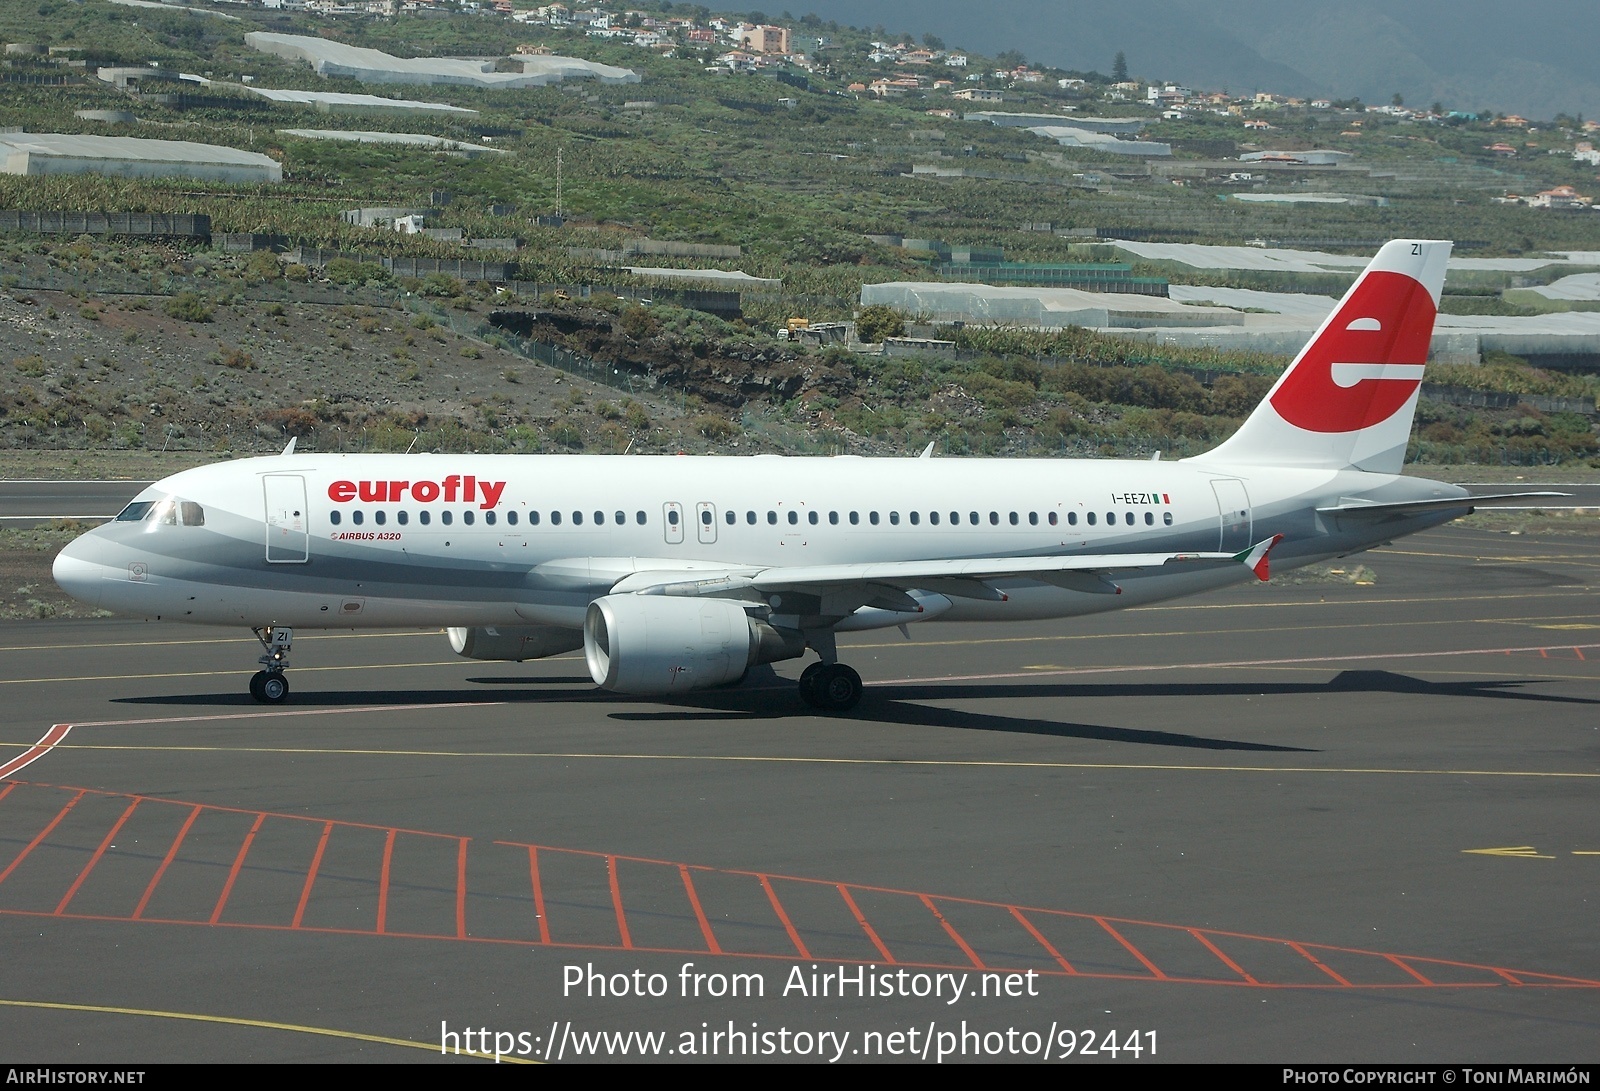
[0,0,1596,481]
[786,0,1600,121]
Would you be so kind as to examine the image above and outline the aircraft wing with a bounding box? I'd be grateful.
[1317,492,1570,519]
[610,536,1284,604]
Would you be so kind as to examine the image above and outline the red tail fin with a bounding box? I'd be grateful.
[1193,240,1451,474]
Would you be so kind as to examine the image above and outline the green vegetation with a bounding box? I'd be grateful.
[163,291,212,323]
[854,305,905,343]
[0,2,1595,466]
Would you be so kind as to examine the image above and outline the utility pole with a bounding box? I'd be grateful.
[556,147,563,218]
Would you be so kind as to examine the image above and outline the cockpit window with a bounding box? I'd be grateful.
[116,497,205,526]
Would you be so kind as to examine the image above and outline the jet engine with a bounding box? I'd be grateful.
[584,595,805,695]
[447,625,584,662]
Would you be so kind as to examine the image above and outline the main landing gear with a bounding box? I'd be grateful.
[249,626,293,704]
[798,661,863,712]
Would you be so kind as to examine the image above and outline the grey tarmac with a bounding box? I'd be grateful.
[0,522,1597,1063]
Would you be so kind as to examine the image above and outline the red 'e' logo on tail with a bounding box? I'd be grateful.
[1269,271,1437,434]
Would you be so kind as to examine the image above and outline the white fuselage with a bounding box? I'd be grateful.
[54,452,1464,633]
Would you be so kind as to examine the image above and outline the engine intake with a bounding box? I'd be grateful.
[584,595,804,695]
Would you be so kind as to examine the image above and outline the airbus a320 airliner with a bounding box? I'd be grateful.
[53,240,1560,710]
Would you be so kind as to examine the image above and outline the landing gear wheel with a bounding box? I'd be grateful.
[251,670,290,704]
[813,664,862,713]
[798,662,827,708]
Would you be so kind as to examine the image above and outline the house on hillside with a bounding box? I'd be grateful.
[737,24,790,54]
[1528,185,1591,210]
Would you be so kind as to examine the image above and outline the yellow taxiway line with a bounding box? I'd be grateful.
[0,998,532,1062]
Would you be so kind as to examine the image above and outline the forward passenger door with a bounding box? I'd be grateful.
[264,475,309,563]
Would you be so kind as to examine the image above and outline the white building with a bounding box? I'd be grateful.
[0,132,281,183]
[245,31,639,87]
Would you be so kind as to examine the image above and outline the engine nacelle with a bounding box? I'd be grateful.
[447,625,584,662]
[584,594,804,695]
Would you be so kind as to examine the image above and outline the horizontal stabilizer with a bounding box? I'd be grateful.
[1317,492,1570,519]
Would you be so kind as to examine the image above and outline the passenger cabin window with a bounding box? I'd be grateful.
[1066,512,1076,526]
[702,509,714,526]
[849,512,859,525]
[330,511,342,526]
[1163,512,1174,526]
[747,511,757,525]
[527,511,538,526]
[398,510,409,526]
[889,512,899,526]
[930,511,940,525]
[485,511,496,526]
[767,511,778,525]
[1029,512,1039,526]
[725,510,736,525]
[421,510,432,526]
[1048,512,1058,526]
[615,511,625,525]
[1125,512,1134,526]
[593,511,604,525]
[989,512,999,526]
[1008,512,1019,526]
[1086,512,1096,526]
[869,512,880,526]
[352,510,364,526]
[829,512,839,525]
[808,511,818,525]
[441,511,453,526]
[1144,512,1154,525]
[788,511,798,525]
[909,511,920,526]
[636,511,646,525]
[375,511,386,526]
[572,511,582,526]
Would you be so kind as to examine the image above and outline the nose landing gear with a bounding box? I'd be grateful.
[249,626,293,704]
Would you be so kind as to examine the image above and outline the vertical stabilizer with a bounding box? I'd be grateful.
[1191,239,1452,474]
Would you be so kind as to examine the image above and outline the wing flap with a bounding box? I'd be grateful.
[610,547,1262,599]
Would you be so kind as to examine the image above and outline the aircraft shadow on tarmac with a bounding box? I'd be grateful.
[110,668,1596,754]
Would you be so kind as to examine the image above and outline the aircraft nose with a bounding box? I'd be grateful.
[52,535,103,609]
